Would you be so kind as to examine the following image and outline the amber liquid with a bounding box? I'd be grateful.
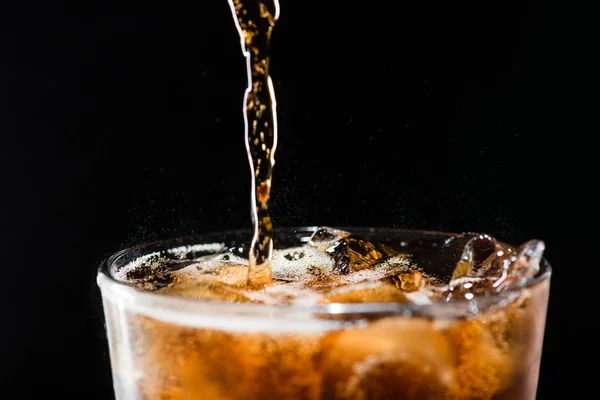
[229,0,280,287]
[105,279,550,399]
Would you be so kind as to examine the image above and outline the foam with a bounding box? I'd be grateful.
[167,243,227,257]
[271,246,335,280]
[100,273,351,332]
[114,242,226,281]
[337,256,413,285]
[151,245,338,289]
[158,247,336,305]
[115,252,160,279]
[103,241,458,330]
[115,241,430,309]
[178,253,248,274]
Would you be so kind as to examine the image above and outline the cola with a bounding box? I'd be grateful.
[98,227,551,399]
[97,2,551,398]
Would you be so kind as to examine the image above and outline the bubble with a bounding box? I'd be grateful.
[115,228,543,311]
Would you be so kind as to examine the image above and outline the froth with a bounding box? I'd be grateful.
[337,256,412,285]
[99,272,350,332]
[167,243,227,256]
[114,242,226,281]
[114,240,435,309]
[271,246,335,280]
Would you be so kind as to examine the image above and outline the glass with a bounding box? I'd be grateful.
[97,227,551,399]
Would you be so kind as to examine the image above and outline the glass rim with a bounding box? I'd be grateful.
[97,226,552,326]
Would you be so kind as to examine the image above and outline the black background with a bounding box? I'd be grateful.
[2,0,561,398]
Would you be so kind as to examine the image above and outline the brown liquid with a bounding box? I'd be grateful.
[229,0,280,287]
[107,228,550,399]
[103,278,550,399]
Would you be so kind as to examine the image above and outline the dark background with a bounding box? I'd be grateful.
[2,0,560,398]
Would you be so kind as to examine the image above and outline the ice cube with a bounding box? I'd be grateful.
[488,239,545,291]
[448,234,545,298]
[390,270,424,292]
[325,236,397,275]
[408,232,489,282]
[308,226,351,250]
[319,282,409,304]
[156,279,253,302]
[446,276,498,300]
[321,318,453,399]
[450,234,498,280]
